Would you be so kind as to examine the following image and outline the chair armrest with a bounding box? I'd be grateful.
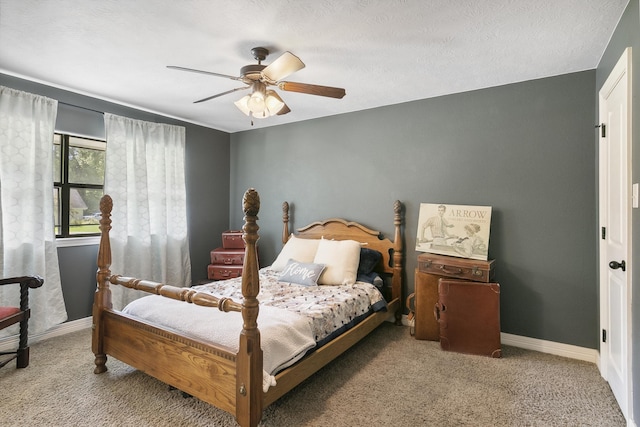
[0,276,44,312]
[0,276,44,289]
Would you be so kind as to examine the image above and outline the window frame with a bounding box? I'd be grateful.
[53,133,106,239]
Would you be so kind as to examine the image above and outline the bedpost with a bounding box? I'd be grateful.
[282,201,290,244]
[92,195,113,374]
[392,200,404,325]
[236,188,263,427]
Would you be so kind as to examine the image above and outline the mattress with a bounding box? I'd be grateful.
[122,267,387,391]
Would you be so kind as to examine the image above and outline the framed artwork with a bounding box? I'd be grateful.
[415,203,492,260]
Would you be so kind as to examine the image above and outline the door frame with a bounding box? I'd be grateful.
[598,46,633,421]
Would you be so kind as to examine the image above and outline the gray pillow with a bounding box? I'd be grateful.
[278,259,326,287]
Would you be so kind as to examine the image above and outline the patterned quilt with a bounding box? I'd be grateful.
[193,267,387,345]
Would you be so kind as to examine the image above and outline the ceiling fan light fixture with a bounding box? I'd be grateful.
[235,87,285,118]
[243,93,285,119]
[264,90,285,115]
[247,93,265,113]
[252,110,270,119]
[234,95,252,116]
[245,81,267,113]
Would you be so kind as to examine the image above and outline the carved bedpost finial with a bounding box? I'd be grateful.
[97,194,113,275]
[242,188,260,249]
[241,188,260,295]
[393,200,402,217]
[243,188,260,218]
[282,201,290,244]
[100,194,113,217]
[392,200,403,248]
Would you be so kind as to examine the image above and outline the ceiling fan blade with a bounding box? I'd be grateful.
[261,52,305,82]
[278,81,346,99]
[167,65,241,81]
[277,104,291,116]
[193,86,249,104]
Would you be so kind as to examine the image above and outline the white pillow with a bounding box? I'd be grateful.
[270,235,321,271]
[313,239,361,285]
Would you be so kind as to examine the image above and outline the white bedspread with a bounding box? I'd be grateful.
[122,294,316,392]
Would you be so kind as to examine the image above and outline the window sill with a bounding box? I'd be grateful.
[56,236,100,247]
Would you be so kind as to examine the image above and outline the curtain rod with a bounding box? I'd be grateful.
[58,101,105,116]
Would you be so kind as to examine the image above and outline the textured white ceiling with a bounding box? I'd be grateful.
[0,0,629,133]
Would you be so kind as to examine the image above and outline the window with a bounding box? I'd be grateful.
[53,133,106,237]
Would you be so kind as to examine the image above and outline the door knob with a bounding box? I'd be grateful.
[609,260,626,271]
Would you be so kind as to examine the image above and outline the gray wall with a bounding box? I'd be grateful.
[596,0,640,421]
[230,70,598,349]
[0,73,232,320]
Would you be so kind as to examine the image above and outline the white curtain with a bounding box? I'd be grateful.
[0,86,68,337]
[104,113,191,309]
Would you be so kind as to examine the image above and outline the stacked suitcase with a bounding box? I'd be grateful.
[408,253,501,358]
[207,230,247,281]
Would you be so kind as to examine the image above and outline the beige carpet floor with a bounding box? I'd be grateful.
[0,323,626,426]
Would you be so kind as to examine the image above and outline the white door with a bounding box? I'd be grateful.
[598,47,632,421]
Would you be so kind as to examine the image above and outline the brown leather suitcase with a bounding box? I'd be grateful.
[221,230,244,249]
[418,253,495,283]
[407,269,440,341]
[435,278,501,358]
[210,247,245,265]
[207,264,242,281]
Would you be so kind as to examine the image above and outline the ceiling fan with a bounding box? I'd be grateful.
[167,47,346,120]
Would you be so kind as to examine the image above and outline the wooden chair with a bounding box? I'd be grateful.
[0,276,44,369]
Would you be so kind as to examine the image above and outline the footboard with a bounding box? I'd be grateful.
[100,309,239,413]
[92,189,264,427]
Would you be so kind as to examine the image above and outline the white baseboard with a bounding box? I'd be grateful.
[3,315,599,366]
[397,314,599,364]
[500,332,599,364]
[0,317,92,352]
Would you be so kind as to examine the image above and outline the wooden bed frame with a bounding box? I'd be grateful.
[92,188,404,427]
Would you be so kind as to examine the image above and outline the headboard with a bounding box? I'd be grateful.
[280,200,404,313]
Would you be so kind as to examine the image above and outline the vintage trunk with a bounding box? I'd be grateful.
[409,269,441,341]
[417,253,495,282]
[208,232,250,281]
[207,265,243,281]
[435,278,501,358]
[222,230,245,249]
[210,248,245,265]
